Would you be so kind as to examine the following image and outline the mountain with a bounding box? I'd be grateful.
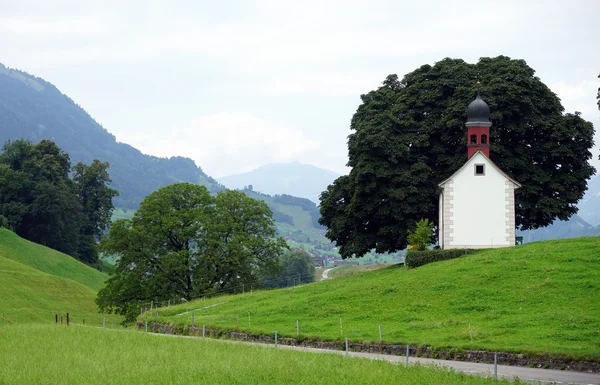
[576,174,600,226]
[518,214,600,243]
[0,63,223,209]
[517,174,600,242]
[219,162,341,203]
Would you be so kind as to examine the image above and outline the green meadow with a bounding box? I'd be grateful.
[0,229,121,325]
[0,325,524,385]
[151,237,600,360]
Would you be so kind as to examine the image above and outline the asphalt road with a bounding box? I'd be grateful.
[147,331,600,384]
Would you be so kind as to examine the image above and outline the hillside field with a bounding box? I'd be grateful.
[0,325,523,385]
[0,229,121,325]
[148,237,600,360]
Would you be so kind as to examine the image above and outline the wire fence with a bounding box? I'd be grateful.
[51,310,501,379]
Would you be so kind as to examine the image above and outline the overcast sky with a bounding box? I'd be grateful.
[1,0,599,177]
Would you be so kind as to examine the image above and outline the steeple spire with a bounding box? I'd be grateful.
[466,86,491,159]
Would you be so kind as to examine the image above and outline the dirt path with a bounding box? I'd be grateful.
[321,268,334,280]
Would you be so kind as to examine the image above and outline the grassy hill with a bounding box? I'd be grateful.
[148,237,600,359]
[0,229,119,324]
[0,229,106,291]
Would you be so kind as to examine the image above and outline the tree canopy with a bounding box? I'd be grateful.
[0,139,118,265]
[320,56,596,259]
[262,249,316,288]
[97,183,288,323]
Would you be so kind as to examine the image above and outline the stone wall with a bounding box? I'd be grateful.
[136,322,600,373]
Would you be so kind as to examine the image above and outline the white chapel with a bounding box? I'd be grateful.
[438,92,521,249]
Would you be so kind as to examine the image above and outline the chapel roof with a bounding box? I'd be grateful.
[466,92,491,126]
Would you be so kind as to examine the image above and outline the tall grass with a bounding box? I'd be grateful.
[153,237,600,359]
[0,325,523,385]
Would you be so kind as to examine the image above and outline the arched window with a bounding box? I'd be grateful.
[481,134,488,144]
[470,134,477,144]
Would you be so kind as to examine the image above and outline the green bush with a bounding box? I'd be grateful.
[405,248,477,268]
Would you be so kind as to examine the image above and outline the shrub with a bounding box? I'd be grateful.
[405,248,477,268]
[407,219,434,250]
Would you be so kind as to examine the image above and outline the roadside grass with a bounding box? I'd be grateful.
[0,229,107,291]
[328,264,393,279]
[150,237,600,360]
[0,256,120,325]
[0,324,524,385]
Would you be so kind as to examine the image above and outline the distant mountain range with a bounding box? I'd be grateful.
[0,63,223,209]
[576,174,600,226]
[219,162,341,203]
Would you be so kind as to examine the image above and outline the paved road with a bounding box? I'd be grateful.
[321,268,334,280]
[147,331,600,384]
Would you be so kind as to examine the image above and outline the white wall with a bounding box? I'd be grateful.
[448,152,512,248]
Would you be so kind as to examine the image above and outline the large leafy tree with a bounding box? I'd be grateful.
[320,56,596,258]
[97,183,287,323]
[0,139,82,256]
[73,160,119,265]
[0,139,118,265]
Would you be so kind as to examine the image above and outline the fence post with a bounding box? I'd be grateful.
[248,312,251,328]
[55,314,59,324]
[155,309,158,317]
[345,337,349,356]
[191,312,194,327]
[275,331,278,347]
[296,320,299,336]
[494,352,498,378]
[339,318,343,336]
[66,313,70,326]
[150,301,153,310]
[236,316,239,331]
[378,324,382,344]
[202,325,205,338]
[145,320,148,332]
[406,345,409,365]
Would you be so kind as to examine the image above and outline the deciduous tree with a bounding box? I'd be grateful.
[97,183,287,323]
[320,56,596,258]
[73,160,119,265]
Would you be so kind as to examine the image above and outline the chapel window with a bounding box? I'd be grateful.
[470,134,477,144]
[475,164,485,175]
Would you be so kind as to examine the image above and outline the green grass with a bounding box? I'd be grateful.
[328,264,392,278]
[0,229,120,325]
[0,229,107,291]
[151,237,600,359]
[0,324,523,385]
[0,256,119,325]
